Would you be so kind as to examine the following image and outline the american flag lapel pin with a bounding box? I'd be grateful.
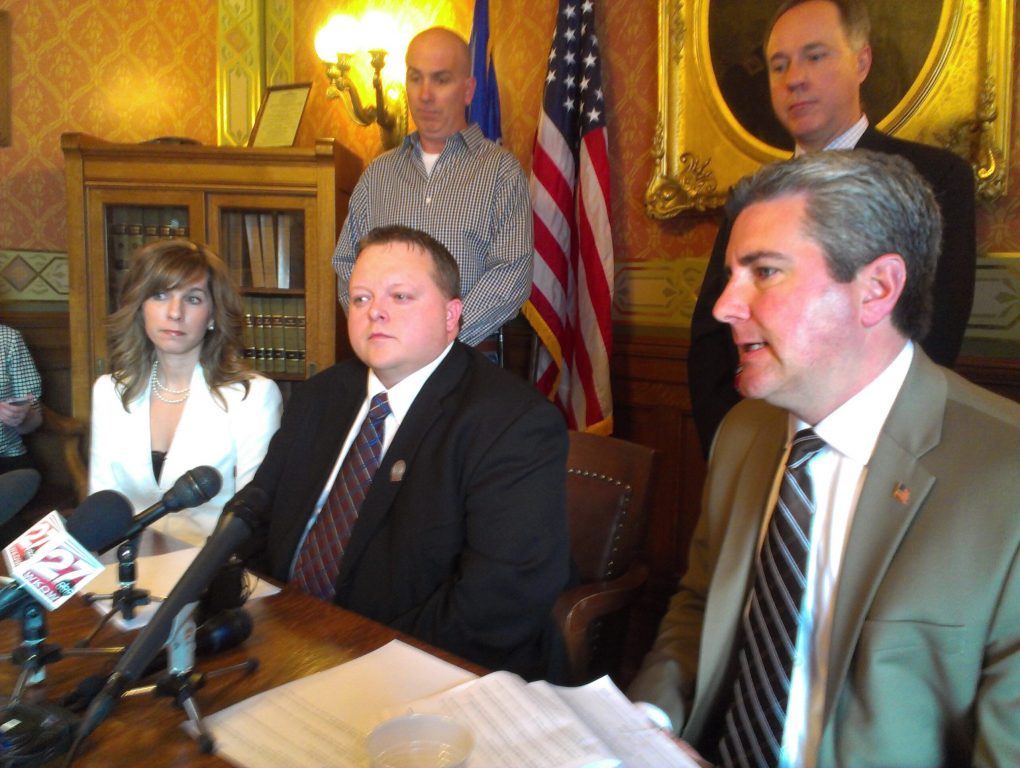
[390,460,406,482]
[892,482,911,505]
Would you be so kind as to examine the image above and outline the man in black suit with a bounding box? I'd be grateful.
[238,225,570,680]
[689,0,976,455]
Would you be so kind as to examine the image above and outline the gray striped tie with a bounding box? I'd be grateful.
[719,429,826,768]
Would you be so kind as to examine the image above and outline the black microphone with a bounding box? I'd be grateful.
[194,606,253,654]
[115,465,222,546]
[74,486,270,744]
[0,490,134,621]
[0,468,41,525]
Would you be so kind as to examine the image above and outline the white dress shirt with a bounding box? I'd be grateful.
[794,114,869,155]
[781,341,914,767]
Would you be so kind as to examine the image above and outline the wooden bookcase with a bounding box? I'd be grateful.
[62,133,361,420]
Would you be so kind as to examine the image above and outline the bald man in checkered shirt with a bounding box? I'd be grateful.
[333,27,532,352]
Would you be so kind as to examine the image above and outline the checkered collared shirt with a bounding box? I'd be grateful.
[333,124,534,346]
[0,324,42,457]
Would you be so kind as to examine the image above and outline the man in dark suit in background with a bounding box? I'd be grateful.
[238,225,570,680]
[689,0,976,455]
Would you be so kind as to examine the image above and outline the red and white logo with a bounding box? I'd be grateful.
[3,512,104,610]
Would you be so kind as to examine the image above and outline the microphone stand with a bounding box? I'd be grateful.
[117,602,257,754]
[0,598,122,701]
[0,599,123,767]
[77,536,163,647]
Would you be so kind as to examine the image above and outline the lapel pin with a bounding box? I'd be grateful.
[390,460,406,482]
[892,482,911,505]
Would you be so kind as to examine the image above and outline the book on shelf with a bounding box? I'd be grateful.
[223,212,246,288]
[108,224,129,269]
[108,220,131,307]
[250,296,267,373]
[268,296,286,374]
[294,297,306,373]
[241,295,256,364]
[288,214,305,290]
[142,208,161,244]
[276,213,292,289]
[125,223,145,258]
[244,214,266,289]
[283,295,301,375]
[259,213,277,289]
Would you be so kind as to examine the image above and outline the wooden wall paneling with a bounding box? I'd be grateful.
[0,310,72,416]
[956,355,1020,404]
[610,328,706,683]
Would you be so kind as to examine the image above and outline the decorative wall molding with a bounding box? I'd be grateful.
[217,0,295,147]
[969,252,1020,344]
[0,250,68,302]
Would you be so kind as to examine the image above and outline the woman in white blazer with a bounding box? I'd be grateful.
[89,240,282,546]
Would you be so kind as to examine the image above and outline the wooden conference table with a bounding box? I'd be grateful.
[0,535,485,767]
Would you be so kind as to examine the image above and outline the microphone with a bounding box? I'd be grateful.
[197,555,247,623]
[75,485,270,744]
[0,491,134,620]
[194,606,253,655]
[115,465,222,546]
[0,468,41,524]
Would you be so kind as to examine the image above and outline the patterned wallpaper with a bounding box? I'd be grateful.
[0,0,1018,334]
[0,0,217,251]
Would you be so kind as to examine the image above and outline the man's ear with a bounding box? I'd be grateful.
[859,253,905,328]
[855,43,872,83]
[446,297,464,334]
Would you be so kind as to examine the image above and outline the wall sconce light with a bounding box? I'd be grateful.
[315,13,408,150]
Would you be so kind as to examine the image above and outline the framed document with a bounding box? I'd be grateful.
[248,83,312,148]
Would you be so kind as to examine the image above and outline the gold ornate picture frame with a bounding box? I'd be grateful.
[646,0,1015,219]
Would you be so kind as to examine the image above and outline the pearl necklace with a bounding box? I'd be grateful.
[150,360,191,405]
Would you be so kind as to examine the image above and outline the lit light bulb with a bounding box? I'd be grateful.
[314,14,361,61]
[361,11,393,53]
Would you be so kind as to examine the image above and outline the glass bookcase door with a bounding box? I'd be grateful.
[105,204,191,309]
[208,194,317,381]
[83,188,205,378]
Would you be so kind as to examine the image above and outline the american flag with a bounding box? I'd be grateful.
[523,0,614,433]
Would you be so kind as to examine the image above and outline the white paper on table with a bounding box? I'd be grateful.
[554,676,701,767]
[85,547,280,631]
[187,639,477,768]
[395,672,701,768]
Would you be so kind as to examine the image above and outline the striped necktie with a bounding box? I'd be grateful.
[292,392,391,600]
[719,429,827,767]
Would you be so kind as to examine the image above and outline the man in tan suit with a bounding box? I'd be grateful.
[629,151,1020,767]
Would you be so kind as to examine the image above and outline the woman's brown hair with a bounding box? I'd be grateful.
[106,239,251,410]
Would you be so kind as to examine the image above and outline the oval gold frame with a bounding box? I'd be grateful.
[646,0,1014,219]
